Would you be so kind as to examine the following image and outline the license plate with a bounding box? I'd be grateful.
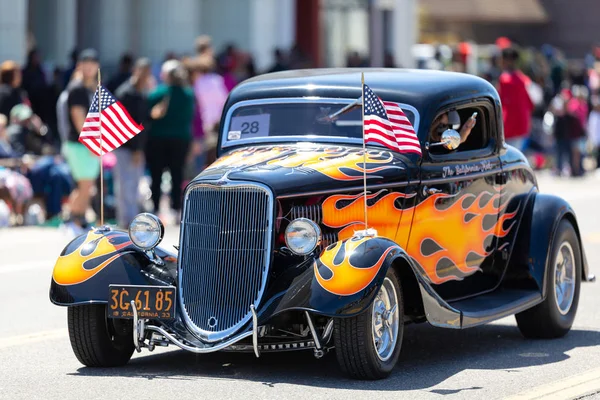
[108,285,176,320]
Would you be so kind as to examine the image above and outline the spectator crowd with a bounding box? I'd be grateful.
[0,34,599,231]
[409,39,600,176]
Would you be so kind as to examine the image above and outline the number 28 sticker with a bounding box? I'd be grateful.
[228,114,270,140]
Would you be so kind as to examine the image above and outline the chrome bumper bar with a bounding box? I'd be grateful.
[131,301,333,357]
[131,300,254,354]
[131,308,334,357]
[146,325,254,353]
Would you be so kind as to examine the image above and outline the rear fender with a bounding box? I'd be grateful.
[49,228,177,306]
[525,193,591,297]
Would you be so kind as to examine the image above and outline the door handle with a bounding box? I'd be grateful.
[495,172,507,185]
[422,186,443,197]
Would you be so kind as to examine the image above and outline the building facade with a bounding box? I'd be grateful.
[419,0,599,59]
[1,0,417,74]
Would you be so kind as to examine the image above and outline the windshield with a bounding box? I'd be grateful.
[221,99,419,148]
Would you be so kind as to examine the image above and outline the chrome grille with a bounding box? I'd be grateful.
[178,182,273,342]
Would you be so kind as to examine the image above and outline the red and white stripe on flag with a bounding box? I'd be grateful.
[362,84,421,155]
[78,85,143,156]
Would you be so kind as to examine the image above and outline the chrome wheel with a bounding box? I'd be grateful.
[553,241,576,315]
[371,277,399,362]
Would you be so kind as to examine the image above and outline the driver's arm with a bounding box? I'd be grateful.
[459,116,476,143]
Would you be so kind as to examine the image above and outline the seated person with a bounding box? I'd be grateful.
[1,108,73,221]
[6,104,50,156]
[0,114,16,158]
[430,110,477,145]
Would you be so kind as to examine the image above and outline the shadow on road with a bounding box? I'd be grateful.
[68,322,600,393]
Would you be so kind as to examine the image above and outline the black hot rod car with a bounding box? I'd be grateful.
[50,69,592,380]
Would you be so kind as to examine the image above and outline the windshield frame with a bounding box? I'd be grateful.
[220,97,421,150]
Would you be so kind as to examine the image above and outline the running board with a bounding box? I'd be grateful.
[451,289,543,328]
[417,277,542,329]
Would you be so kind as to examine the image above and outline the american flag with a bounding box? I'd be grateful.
[363,84,421,155]
[79,85,143,156]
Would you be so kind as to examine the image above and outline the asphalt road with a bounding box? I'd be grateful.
[1,172,600,400]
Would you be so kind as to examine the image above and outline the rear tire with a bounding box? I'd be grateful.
[334,268,404,380]
[516,219,581,338]
[68,304,135,367]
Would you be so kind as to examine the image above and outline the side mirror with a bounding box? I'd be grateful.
[426,129,461,151]
[440,129,461,150]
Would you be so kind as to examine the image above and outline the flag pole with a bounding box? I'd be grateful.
[361,72,368,231]
[97,69,104,226]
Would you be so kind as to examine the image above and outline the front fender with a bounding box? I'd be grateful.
[266,236,404,318]
[49,228,177,306]
[526,193,591,296]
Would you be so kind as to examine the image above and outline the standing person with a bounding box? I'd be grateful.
[60,49,100,234]
[145,60,195,222]
[551,95,584,176]
[217,43,239,91]
[0,61,28,117]
[588,94,600,170]
[21,49,49,123]
[106,53,133,94]
[568,85,589,176]
[56,67,82,145]
[498,47,535,151]
[182,58,205,177]
[193,55,228,134]
[195,35,214,58]
[63,49,79,87]
[46,67,64,150]
[113,58,151,228]
[267,48,288,73]
[192,55,228,171]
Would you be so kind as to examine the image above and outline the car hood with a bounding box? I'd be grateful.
[193,144,412,196]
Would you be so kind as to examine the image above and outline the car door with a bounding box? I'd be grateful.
[405,101,506,300]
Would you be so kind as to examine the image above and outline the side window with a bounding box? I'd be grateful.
[428,105,491,155]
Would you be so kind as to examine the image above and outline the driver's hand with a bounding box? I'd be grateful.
[460,117,476,142]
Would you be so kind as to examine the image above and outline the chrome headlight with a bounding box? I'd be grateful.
[285,218,321,255]
[129,213,164,250]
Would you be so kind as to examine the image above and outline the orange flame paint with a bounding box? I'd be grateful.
[53,231,132,286]
[206,146,287,170]
[268,149,402,181]
[321,189,518,284]
[322,190,412,240]
[315,237,395,296]
[205,146,403,181]
[404,191,518,284]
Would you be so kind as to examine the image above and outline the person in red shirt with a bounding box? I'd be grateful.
[498,47,534,151]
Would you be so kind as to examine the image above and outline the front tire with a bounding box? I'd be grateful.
[334,268,404,380]
[516,219,581,338]
[68,304,135,367]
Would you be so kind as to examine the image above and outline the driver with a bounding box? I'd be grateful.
[430,110,476,144]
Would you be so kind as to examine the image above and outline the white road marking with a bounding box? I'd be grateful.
[586,233,600,244]
[504,367,600,400]
[0,261,51,275]
[0,329,67,349]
